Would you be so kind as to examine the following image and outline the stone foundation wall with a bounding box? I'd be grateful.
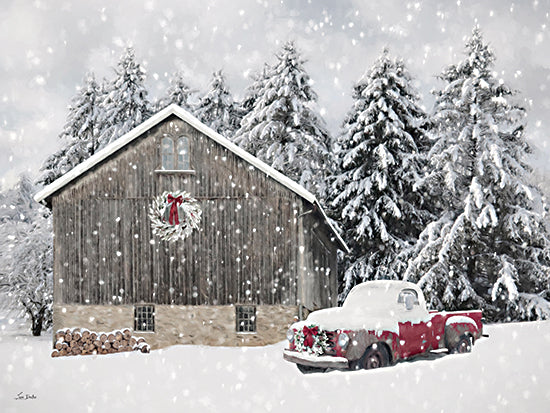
[53,304,134,336]
[53,304,298,349]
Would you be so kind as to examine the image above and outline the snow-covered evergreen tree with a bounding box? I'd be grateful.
[238,64,270,123]
[233,41,332,197]
[0,175,53,336]
[97,47,150,149]
[157,71,196,112]
[194,69,241,138]
[329,49,432,298]
[404,27,550,321]
[38,73,101,185]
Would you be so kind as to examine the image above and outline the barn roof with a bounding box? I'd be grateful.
[34,104,348,252]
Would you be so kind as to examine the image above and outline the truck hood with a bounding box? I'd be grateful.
[291,307,400,335]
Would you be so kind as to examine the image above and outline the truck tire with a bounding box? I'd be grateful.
[452,334,472,354]
[350,343,390,370]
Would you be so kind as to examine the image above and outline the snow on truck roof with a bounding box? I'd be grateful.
[295,281,429,333]
[347,280,421,295]
[343,280,426,309]
[34,104,349,252]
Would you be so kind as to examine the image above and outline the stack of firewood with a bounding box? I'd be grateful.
[51,328,150,357]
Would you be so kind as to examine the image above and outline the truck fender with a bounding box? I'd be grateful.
[345,330,396,362]
[444,316,479,349]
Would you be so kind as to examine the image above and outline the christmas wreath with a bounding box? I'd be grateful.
[149,190,202,242]
[294,324,328,356]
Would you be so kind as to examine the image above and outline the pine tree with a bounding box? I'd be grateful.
[97,47,150,149]
[233,41,332,197]
[38,73,101,185]
[404,27,550,321]
[329,49,432,298]
[194,69,241,138]
[157,71,196,112]
[239,64,270,122]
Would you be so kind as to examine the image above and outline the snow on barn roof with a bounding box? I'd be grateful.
[34,104,349,252]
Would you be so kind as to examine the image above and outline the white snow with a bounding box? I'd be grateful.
[1,321,549,412]
[445,315,478,327]
[282,348,348,365]
[292,281,430,333]
[292,306,400,335]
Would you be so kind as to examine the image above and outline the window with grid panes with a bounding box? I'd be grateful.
[134,305,155,332]
[236,305,256,333]
[161,137,175,170]
[160,136,191,170]
[176,137,190,169]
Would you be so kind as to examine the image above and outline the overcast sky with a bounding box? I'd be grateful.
[1,0,549,190]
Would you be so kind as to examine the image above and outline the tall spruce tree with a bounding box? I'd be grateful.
[97,47,150,149]
[404,27,550,321]
[157,70,195,112]
[194,70,241,138]
[330,49,432,298]
[233,41,332,197]
[238,64,270,124]
[38,73,101,185]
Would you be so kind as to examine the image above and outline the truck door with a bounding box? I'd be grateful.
[398,319,431,358]
[396,289,431,359]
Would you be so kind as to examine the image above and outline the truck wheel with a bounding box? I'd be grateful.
[351,343,390,370]
[296,364,327,374]
[452,335,472,354]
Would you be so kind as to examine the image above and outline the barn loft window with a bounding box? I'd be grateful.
[160,136,192,171]
[176,137,190,170]
[134,305,155,332]
[236,305,256,333]
[161,137,175,170]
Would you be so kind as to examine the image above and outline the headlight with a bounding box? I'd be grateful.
[286,328,295,343]
[337,332,350,349]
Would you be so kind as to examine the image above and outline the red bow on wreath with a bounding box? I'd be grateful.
[167,194,183,225]
[303,325,319,348]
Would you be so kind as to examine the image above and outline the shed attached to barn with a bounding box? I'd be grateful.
[35,104,347,349]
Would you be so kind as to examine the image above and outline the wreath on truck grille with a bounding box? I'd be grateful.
[149,190,202,242]
[294,324,328,356]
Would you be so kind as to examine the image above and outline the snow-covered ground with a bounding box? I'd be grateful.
[1,321,549,412]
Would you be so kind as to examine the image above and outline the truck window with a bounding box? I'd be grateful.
[398,289,419,310]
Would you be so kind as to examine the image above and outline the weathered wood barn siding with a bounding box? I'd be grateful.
[51,114,338,311]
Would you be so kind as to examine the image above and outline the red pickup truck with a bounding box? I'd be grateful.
[283,280,483,373]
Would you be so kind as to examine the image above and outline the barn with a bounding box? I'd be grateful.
[35,104,348,349]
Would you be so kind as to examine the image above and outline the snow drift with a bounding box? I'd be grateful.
[1,320,549,412]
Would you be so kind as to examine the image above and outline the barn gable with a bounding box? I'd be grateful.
[37,104,347,348]
[35,104,346,251]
